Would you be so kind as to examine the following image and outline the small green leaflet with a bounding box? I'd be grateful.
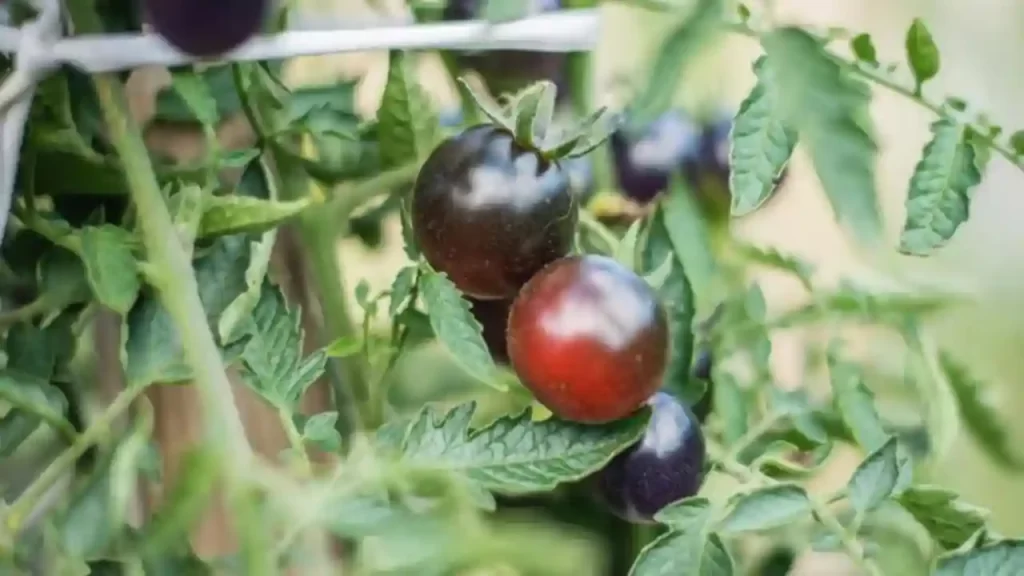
[827,355,889,452]
[717,484,811,534]
[898,485,988,550]
[300,412,343,452]
[661,177,719,315]
[198,195,311,239]
[850,33,879,66]
[905,19,940,93]
[0,370,73,438]
[729,56,797,217]
[419,270,504,390]
[170,70,219,127]
[899,118,983,256]
[77,225,141,315]
[377,51,438,168]
[846,436,907,513]
[934,539,1024,576]
[762,28,883,248]
[395,401,649,494]
[939,352,1024,470]
[238,282,327,408]
[629,499,734,576]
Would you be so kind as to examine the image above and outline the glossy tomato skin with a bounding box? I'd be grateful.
[467,296,513,364]
[609,109,703,204]
[594,392,707,523]
[412,124,576,299]
[507,255,669,423]
[442,0,567,99]
[145,0,269,57]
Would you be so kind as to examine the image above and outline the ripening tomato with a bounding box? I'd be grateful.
[507,255,669,423]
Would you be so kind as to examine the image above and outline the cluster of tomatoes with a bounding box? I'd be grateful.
[412,121,711,523]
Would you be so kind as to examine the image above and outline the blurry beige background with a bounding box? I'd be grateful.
[130,0,1024,570]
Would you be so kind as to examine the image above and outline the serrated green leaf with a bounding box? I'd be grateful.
[238,282,327,408]
[77,225,141,315]
[154,65,246,124]
[37,246,92,310]
[642,207,698,405]
[389,266,418,317]
[630,499,734,576]
[167,184,205,255]
[325,335,362,358]
[934,539,1024,575]
[378,51,438,168]
[762,28,883,247]
[198,195,310,239]
[170,70,219,126]
[939,352,1024,470]
[899,118,983,256]
[717,484,811,534]
[847,436,902,513]
[851,33,878,66]
[898,485,988,550]
[729,56,797,217]
[0,370,72,438]
[828,356,889,451]
[419,270,503,390]
[302,411,342,452]
[397,402,649,494]
[124,235,252,387]
[905,19,940,92]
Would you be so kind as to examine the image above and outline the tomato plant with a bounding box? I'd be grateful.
[0,0,1023,575]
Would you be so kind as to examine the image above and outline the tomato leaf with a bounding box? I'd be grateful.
[198,195,311,239]
[846,436,906,513]
[939,351,1024,470]
[378,51,438,168]
[762,28,883,248]
[729,56,797,217]
[395,401,650,494]
[419,270,504,390]
[77,225,141,315]
[238,282,327,409]
[934,539,1024,575]
[905,19,941,93]
[629,499,735,576]
[642,206,698,405]
[0,370,73,438]
[169,69,219,127]
[717,484,812,534]
[850,33,879,66]
[898,485,989,550]
[827,353,889,452]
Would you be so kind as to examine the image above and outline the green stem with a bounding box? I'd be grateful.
[5,384,145,533]
[708,442,883,576]
[330,162,421,219]
[0,295,51,328]
[724,21,1024,174]
[279,407,313,478]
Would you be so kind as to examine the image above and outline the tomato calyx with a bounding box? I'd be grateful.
[456,77,618,162]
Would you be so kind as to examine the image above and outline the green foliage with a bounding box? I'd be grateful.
[4,2,1024,574]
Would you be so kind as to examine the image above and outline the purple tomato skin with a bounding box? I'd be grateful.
[594,392,707,523]
[145,0,269,57]
[442,0,568,100]
[412,124,576,300]
[467,296,513,364]
[507,255,669,423]
[609,109,703,204]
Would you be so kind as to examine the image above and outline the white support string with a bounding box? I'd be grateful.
[0,6,602,241]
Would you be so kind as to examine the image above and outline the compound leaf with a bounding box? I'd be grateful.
[629,499,734,576]
[378,51,438,168]
[898,485,988,550]
[847,436,905,513]
[717,484,811,534]
[934,539,1024,576]
[77,225,141,315]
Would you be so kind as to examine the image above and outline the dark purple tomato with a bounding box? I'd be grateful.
[145,0,269,57]
[507,255,669,423]
[412,124,576,299]
[442,0,568,100]
[594,392,707,523]
[467,296,513,364]
[609,109,703,204]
